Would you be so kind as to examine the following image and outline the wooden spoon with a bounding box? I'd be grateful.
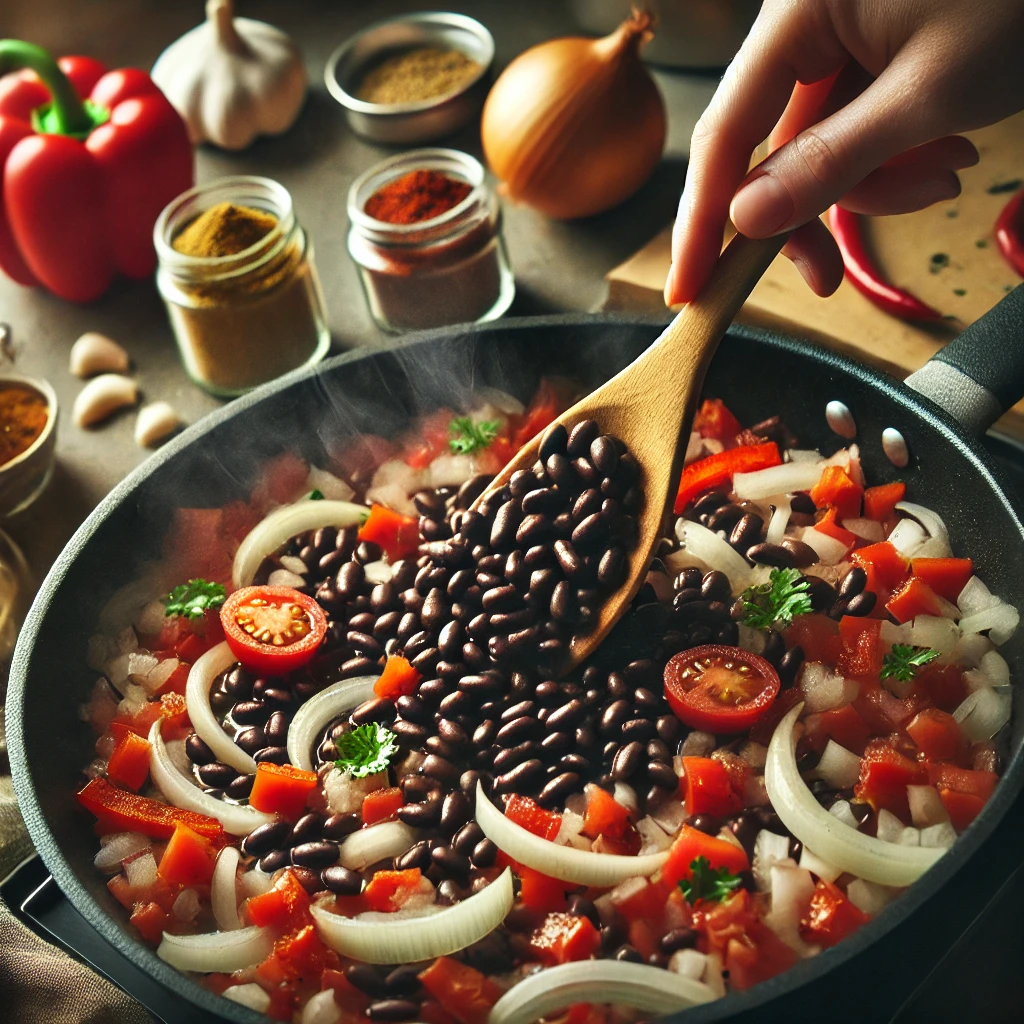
[470,231,789,672]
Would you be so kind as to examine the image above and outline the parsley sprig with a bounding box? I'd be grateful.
[334,723,399,778]
[881,644,940,683]
[449,417,500,455]
[680,856,743,905]
[739,567,812,631]
[163,579,226,620]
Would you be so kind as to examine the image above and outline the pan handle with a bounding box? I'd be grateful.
[905,283,1024,436]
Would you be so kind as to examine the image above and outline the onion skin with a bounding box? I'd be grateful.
[481,12,665,219]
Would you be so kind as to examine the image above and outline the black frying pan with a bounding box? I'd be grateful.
[7,286,1024,1024]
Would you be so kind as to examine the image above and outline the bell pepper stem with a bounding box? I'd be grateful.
[0,39,100,137]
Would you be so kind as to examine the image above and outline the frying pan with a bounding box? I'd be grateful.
[7,285,1024,1024]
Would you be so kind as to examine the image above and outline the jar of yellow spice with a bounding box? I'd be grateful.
[154,177,330,396]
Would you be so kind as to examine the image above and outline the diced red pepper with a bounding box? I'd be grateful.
[105,731,152,792]
[157,822,217,888]
[925,762,998,802]
[674,443,781,514]
[611,877,671,924]
[246,869,312,932]
[913,662,968,713]
[660,825,749,889]
[783,614,843,666]
[362,869,422,913]
[849,541,909,604]
[813,506,858,550]
[361,786,404,826]
[517,865,571,913]
[854,679,920,734]
[886,576,950,624]
[679,757,742,818]
[836,616,884,679]
[811,465,863,520]
[158,691,191,740]
[803,703,871,756]
[258,924,339,987]
[418,956,504,1024]
[505,794,562,840]
[937,788,987,831]
[373,655,422,700]
[128,900,171,945]
[854,741,928,821]
[510,379,561,450]
[358,504,420,561]
[249,762,318,820]
[693,398,742,441]
[862,481,906,522]
[799,879,869,948]
[403,409,458,470]
[906,708,965,762]
[910,557,974,603]
[581,784,631,840]
[528,912,602,965]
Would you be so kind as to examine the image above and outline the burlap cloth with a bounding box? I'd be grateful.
[0,706,155,1024]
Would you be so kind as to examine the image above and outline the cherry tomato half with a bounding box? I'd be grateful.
[220,586,327,675]
[664,644,780,734]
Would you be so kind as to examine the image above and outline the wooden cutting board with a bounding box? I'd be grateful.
[604,112,1024,440]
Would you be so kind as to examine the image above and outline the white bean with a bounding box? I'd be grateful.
[69,332,130,378]
[134,401,182,448]
[73,374,138,428]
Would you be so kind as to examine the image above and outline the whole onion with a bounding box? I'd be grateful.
[481,10,665,219]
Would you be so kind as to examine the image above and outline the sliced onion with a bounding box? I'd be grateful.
[958,576,1000,616]
[157,924,273,972]
[675,519,751,594]
[287,676,379,771]
[475,783,668,886]
[953,687,1011,741]
[312,868,512,963]
[487,959,715,1024]
[212,846,241,931]
[232,500,367,589]
[338,821,418,871]
[887,517,927,558]
[799,527,850,566]
[765,703,945,886]
[799,846,842,883]
[895,501,952,556]
[765,496,791,546]
[94,832,151,873]
[185,642,255,774]
[764,862,817,955]
[148,719,276,835]
[732,460,824,500]
[959,602,1020,645]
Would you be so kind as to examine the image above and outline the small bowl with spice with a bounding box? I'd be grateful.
[325,12,493,145]
[0,374,57,517]
[348,148,515,333]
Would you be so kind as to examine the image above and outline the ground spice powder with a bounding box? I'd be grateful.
[0,383,48,465]
[355,46,481,105]
[364,170,472,225]
[172,202,278,257]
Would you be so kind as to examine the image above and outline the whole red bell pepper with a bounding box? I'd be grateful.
[0,40,192,301]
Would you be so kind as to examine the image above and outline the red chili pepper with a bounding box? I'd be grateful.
[995,187,1024,278]
[828,206,942,322]
[0,40,192,301]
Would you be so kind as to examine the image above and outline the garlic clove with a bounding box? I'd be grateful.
[134,401,183,448]
[74,374,139,428]
[69,332,130,378]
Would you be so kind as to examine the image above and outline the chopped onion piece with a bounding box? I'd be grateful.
[669,948,709,980]
[674,520,751,594]
[124,851,157,889]
[843,517,885,543]
[286,676,379,771]
[980,650,1011,687]
[739,741,768,769]
[232,500,367,588]
[895,501,952,555]
[268,568,305,588]
[879,620,912,646]
[172,887,201,923]
[733,460,824,500]
[799,527,850,566]
[223,983,270,1012]
[636,816,673,854]
[815,740,861,789]
[887,517,927,558]
[921,822,958,848]
[829,800,859,829]
[958,576,1000,616]
[157,925,273,973]
[950,631,995,668]
[239,868,273,899]
[301,988,343,1024]
[765,703,944,885]
[959,602,1020,645]
[913,536,953,559]
[306,467,356,503]
[785,449,822,463]
[909,615,960,655]
[212,846,241,931]
[875,809,906,843]
[765,496,792,546]
[751,830,790,891]
[612,782,638,816]
[339,821,418,871]
[148,719,275,835]
[487,959,715,1024]
[847,878,898,916]
[953,687,1011,741]
[907,785,949,828]
[476,783,668,886]
[140,657,180,697]
[94,832,150,873]
[799,847,842,883]
[363,560,392,585]
[799,662,857,713]
[185,642,255,774]
[679,731,715,758]
[312,868,512,963]
[765,862,817,955]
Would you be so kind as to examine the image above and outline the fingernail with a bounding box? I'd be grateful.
[664,262,679,307]
[730,173,794,236]
[791,256,815,291]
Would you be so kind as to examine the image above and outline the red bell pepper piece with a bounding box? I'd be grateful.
[679,757,742,818]
[511,378,561,450]
[528,912,602,965]
[505,794,562,840]
[361,786,404,826]
[906,708,965,762]
[810,465,863,520]
[358,503,420,561]
[611,877,672,923]
[863,481,905,522]
[0,40,192,301]
[925,762,998,802]
[854,741,927,821]
[660,825,749,889]
[128,900,172,945]
[674,443,781,514]
[693,398,742,441]
[995,186,1024,278]
[246,869,312,931]
[813,506,858,551]
[249,762,318,820]
[517,865,572,913]
[77,777,224,843]
[800,879,869,948]
[910,557,974,603]
[373,655,422,700]
[581,784,631,840]
[362,869,422,912]
[886,576,950,623]
[803,703,871,756]
[937,788,986,832]
[105,731,152,792]
[836,617,884,679]
[258,924,338,987]
[157,822,218,888]
[851,541,910,599]
[418,957,503,1024]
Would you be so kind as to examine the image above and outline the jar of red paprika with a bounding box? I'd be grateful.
[347,149,514,333]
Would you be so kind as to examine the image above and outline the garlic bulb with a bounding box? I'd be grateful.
[152,0,307,150]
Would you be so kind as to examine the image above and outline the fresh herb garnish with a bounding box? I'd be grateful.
[309,489,324,500]
[163,578,226,620]
[448,416,500,455]
[739,568,812,631]
[680,856,743,905]
[880,644,940,683]
[334,722,399,778]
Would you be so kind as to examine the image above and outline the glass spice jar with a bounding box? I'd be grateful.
[347,149,515,333]
[154,176,331,397]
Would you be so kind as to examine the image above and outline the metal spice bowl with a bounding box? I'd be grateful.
[324,12,494,145]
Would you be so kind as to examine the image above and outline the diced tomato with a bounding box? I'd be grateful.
[925,762,998,801]
[505,795,562,840]
[611,877,672,923]
[418,956,504,1024]
[517,865,571,913]
[885,576,949,624]
[528,912,602,965]
[373,655,422,700]
[836,617,884,679]
[249,762,318,820]
[854,741,927,821]
[660,825,749,889]
[266,984,298,1022]
[854,679,921,734]
[404,409,458,469]
[862,482,906,522]
[906,708,965,761]
[814,506,858,551]
[511,378,561,450]
[674,443,781,514]
[693,398,742,441]
[157,823,217,888]
[627,918,660,960]
[581,784,631,840]
[358,504,420,561]
[246,869,312,932]
[937,789,987,831]
[108,702,163,745]
[911,557,974,603]
[803,703,871,756]
[811,465,863,520]
[106,731,152,792]
[260,924,339,987]
[128,900,171,945]
[784,614,843,666]
[800,879,869,948]
[362,869,423,913]
[173,632,208,666]
[680,757,742,817]
[362,786,404,826]
[157,691,192,740]
[850,541,910,603]
[912,662,968,713]
[749,687,804,746]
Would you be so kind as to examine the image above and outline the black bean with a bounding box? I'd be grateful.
[828,597,850,620]
[242,820,292,858]
[262,687,293,711]
[747,542,796,567]
[290,812,324,847]
[231,700,268,725]
[391,720,429,747]
[396,841,435,874]
[839,565,868,598]
[621,718,656,742]
[490,500,521,549]
[440,790,472,833]
[545,698,587,733]
[613,944,644,963]
[522,487,563,516]
[567,419,600,458]
[323,812,361,841]
[781,538,819,567]
[687,813,718,835]
[234,727,265,755]
[778,644,805,686]
[291,841,339,868]
[253,745,290,765]
[384,965,423,998]
[432,845,471,878]
[595,546,627,590]
[538,771,581,807]
[493,740,540,773]
[470,838,498,868]
[346,964,388,997]
[437,718,469,748]
[352,697,396,726]
[537,422,568,463]
[762,630,786,666]
[660,927,698,953]
[335,560,365,598]
[421,754,460,783]
[589,435,619,475]
[226,774,255,799]
[550,581,577,624]
[185,734,215,765]
[355,541,382,564]
[845,590,877,616]
[571,512,609,552]
[398,799,442,828]
[646,761,679,789]
[600,700,631,735]
[806,576,838,612]
[494,758,544,793]
[493,715,539,746]
[612,741,644,780]
[457,473,492,508]
[730,512,764,552]
[706,503,745,532]
[258,849,290,873]
[701,570,732,602]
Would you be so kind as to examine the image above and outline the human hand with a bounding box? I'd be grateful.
[664,0,1024,305]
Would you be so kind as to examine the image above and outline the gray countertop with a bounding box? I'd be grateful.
[0,0,717,587]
